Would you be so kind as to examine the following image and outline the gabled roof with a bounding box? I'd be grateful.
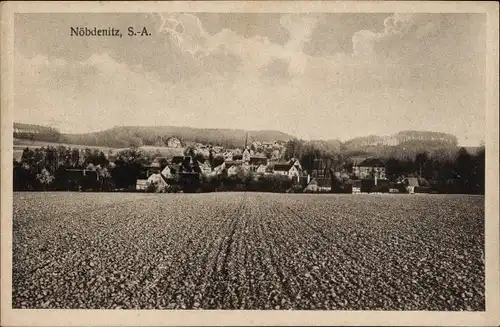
[225,161,242,169]
[274,163,294,171]
[350,156,368,166]
[358,157,385,167]
[405,177,419,187]
[198,160,211,167]
[249,156,268,165]
[191,164,202,174]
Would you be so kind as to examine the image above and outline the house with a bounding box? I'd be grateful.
[249,156,268,166]
[287,158,303,172]
[211,161,226,174]
[143,161,162,178]
[146,173,168,192]
[212,146,224,153]
[136,179,148,190]
[226,161,243,176]
[304,177,332,192]
[223,151,234,161]
[273,163,300,179]
[248,156,268,172]
[404,177,419,194]
[171,156,184,165]
[353,157,386,179]
[242,148,251,163]
[198,161,212,175]
[256,164,267,174]
[361,178,390,193]
[251,141,262,148]
[166,137,182,148]
[346,180,362,193]
[161,165,174,179]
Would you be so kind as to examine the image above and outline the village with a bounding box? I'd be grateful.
[131,136,416,194]
[13,125,483,195]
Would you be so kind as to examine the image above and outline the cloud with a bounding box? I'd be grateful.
[157,13,318,76]
[13,13,486,145]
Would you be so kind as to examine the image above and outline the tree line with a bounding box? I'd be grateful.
[284,138,485,194]
[13,141,485,194]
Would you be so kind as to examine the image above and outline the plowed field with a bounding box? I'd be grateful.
[12,192,484,310]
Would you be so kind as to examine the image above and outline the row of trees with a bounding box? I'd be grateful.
[13,140,485,194]
[283,138,485,194]
[13,144,301,193]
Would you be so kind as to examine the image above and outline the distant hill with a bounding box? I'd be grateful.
[343,130,458,150]
[59,126,295,149]
[14,123,475,159]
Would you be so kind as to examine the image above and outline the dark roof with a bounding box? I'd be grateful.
[358,158,385,167]
[191,163,202,174]
[274,163,294,171]
[225,161,242,169]
[167,164,181,173]
[171,156,184,164]
[349,156,367,166]
[249,157,268,165]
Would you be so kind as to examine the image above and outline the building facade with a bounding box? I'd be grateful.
[353,157,386,179]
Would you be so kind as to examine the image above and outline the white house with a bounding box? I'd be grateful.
[213,146,224,153]
[273,163,300,179]
[256,164,267,174]
[227,162,243,176]
[161,165,174,179]
[404,177,419,194]
[146,173,168,192]
[223,151,234,161]
[166,137,182,148]
[198,161,212,175]
[287,158,303,172]
[352,157,386,179]
[242,148,251,163]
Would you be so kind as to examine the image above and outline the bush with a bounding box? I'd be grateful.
[415,186,433,193]
[290,183,305,193]
[36,168,55,191]
[361,179,390,193]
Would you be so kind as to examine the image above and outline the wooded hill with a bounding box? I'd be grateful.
[14,123,477,159]
[13,123,294,149]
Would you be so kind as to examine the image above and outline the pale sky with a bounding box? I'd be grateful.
[14,13,486,145]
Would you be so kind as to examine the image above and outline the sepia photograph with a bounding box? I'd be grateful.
[1,1,499,326]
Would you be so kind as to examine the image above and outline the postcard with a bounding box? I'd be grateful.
[1,1,499,326]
